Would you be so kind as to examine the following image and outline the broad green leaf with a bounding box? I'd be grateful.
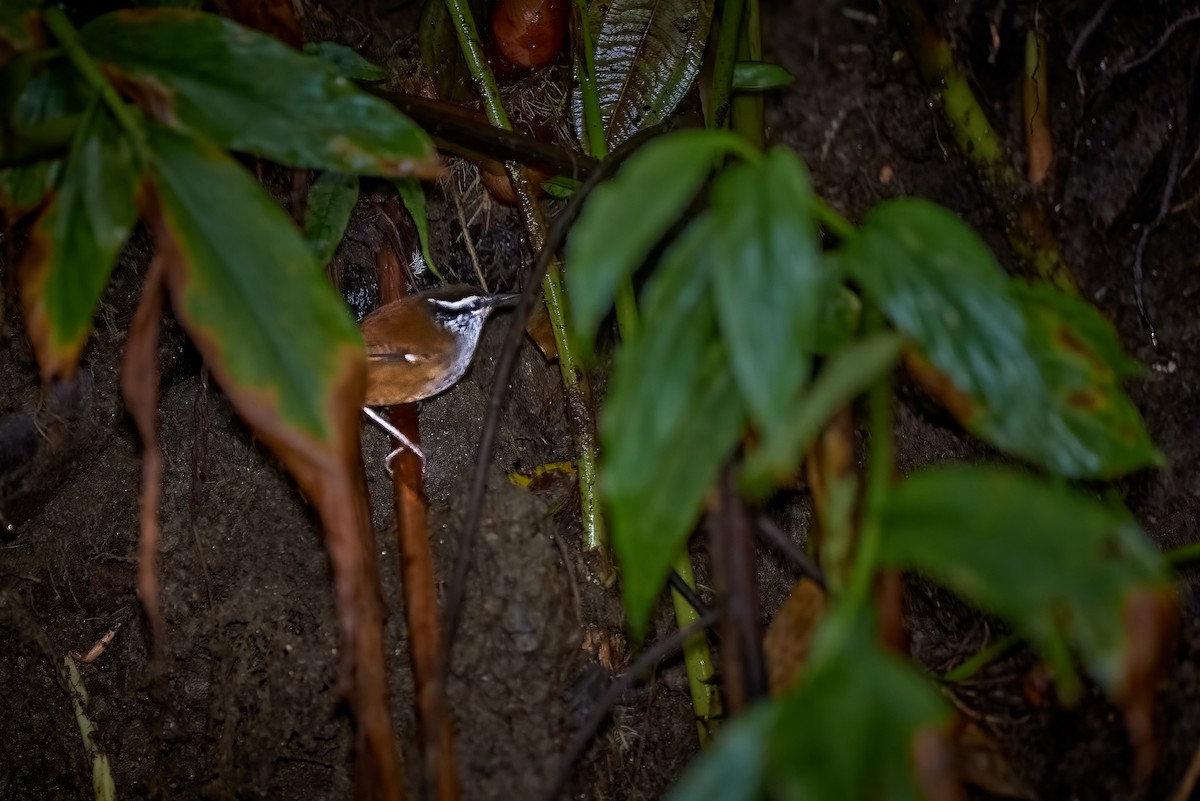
[303,41,389,81]
[20,100,138,379]
[393,177,442,280]
[604,216,744,638]
[566,129,755,360]
[740,332,906,497]
[145,122,362,439]
[732,61,794,91]
[1011,282,1160,477]
[711,148,825,438]
[594,0,714,145]
[304,171,358,266]
[844,199,1143,478]
[81,9,438,177]
[670,610,948,801]
[878,466,1172,697]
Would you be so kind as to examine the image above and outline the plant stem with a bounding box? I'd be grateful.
[1167,540,1200,569]
[707,0,745,131]
[942,634,1019,682]
[847,306,893,607]
[42,8,145,153]
[885,0,1077,291]
[572,0,607,157]
[442,0,606,552]
[669,552,722,744]
[730,0,764,149]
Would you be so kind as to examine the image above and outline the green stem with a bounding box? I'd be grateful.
[729,0,764,148]
[846,306,892,607]
[707,0,745,130]
[814,197,856,241]
[942,634,1019,682]
[1167,540,1200,569]
[884,0,1077,291]
[42,8,144,153]
[572,0,607,158]
[670,552,722,743]
[442,0,606,552]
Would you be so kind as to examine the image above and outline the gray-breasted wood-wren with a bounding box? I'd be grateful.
[360,284,517,465]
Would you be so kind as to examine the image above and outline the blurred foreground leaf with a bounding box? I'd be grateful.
[304,171,359,266]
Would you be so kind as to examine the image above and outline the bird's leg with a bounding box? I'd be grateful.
[362,407,425,473]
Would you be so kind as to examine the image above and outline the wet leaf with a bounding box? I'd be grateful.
[80,9,438,177]
[711,148,825,439]
[19,101,138,380]
[594,0,714,144]
[670,610,949,801]
[143,121,362,439]
[304,171,359,266]
[566,128,755,361]
[843,199,1151,478]
[732,61,793,91]
[878,465,1173,700]
[604,216,744,639]
[740,332,905,498]
[1011,281,1161,477]
[304,41,389,82]
[393,177,442,280]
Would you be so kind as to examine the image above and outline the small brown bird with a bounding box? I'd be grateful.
[359,285,517,467]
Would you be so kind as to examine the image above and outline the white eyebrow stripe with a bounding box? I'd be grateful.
[431,296,481,312]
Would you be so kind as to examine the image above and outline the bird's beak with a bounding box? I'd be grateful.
[484,292,520,309]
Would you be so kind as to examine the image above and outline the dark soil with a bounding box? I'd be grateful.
[3,1,1200,800]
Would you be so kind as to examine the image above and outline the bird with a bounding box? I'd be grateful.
[358,284,518,469]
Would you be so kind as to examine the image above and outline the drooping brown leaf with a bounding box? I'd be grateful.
[119,242,167,670]
[763,577,826,694]
[1117,587,1178,782]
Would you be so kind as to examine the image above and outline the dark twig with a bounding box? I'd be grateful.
[1066,0,1116,71]
[1114,9,1200,79]
[1131,44,1198,345]
[755,515,826,591]
[709,465,768,714]
[540,609,721,801]
[440,119,687,685]
[667,570,708,616]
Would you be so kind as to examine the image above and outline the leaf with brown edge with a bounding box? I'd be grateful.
[141,122,404,800]
[20,101,139,380]
[79,9,439,179]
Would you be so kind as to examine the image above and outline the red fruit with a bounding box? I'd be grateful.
[490,0,567,72]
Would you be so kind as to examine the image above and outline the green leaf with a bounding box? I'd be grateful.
[393,177,442,280]
[418,0,479,105]
[732,61,794,91]
[843,199,1152,478]
[740,332,906,497]
[594,0,715,145]
[1010,282,1161,477]
[80,9,437,177]
[303,41,389,81]
[20,100,138,379]
[878,466,1172,698]
[0,59,89,214]
[145,122,361,439]
[670,610,948,801]
[711,148,825,438]
[304,171,358,266]
[566,129,755,361]
[604,217,744,639]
